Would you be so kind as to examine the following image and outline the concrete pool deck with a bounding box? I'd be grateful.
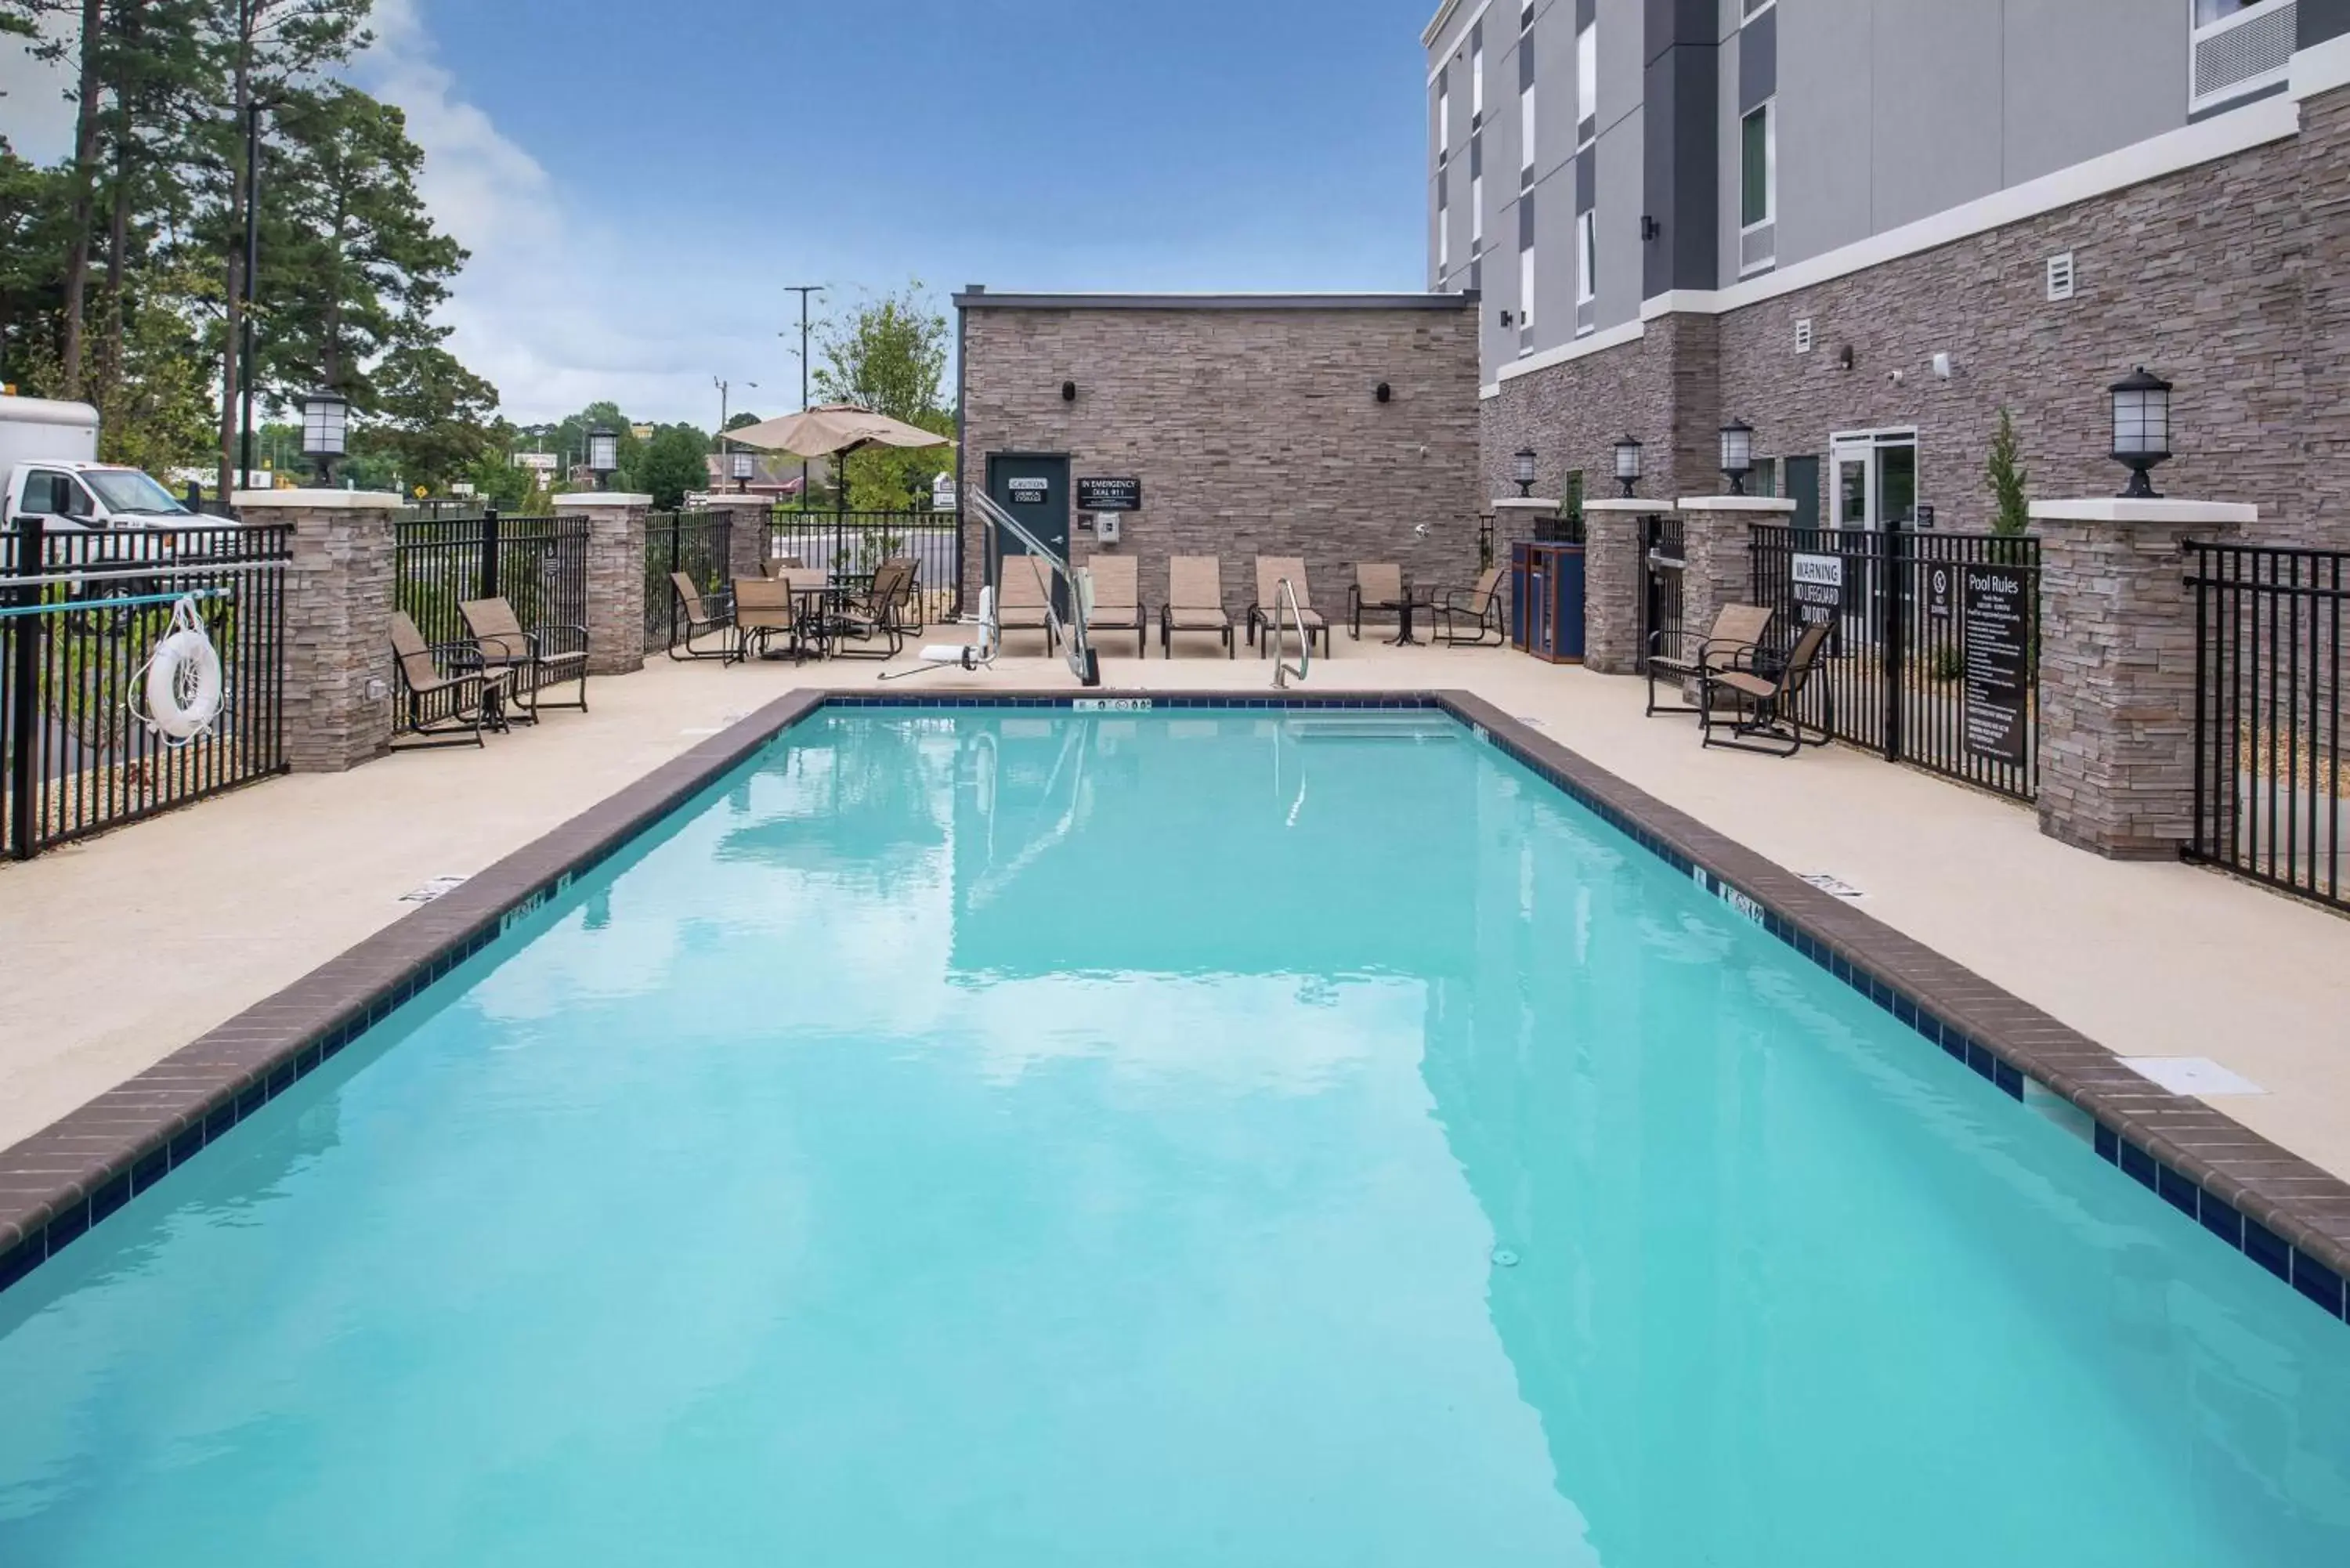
[2,637,2345,1189]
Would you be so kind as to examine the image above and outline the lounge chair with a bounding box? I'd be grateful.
[1349,562,1407,641]
[1249,556,1330,658]
[1434,566,1506,647]
[1648,602,1773,717]
[831,559,915,660]
[667,572,733,661]
[459,596,588,719]
[1083,555,1148,658]
[389,611,513,749]
[996,554,1057,653]
[1701,620,1835,757]
[1159,555,1233,659]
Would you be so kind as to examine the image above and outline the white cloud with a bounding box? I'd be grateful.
[356,0,772,425]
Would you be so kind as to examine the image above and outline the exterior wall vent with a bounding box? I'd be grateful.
[2190,0,2296,115]
[2045,252,2076,303]
[1795,318,1813,354]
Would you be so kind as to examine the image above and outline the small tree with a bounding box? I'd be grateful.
[814,280,955,509]
[1985,407,2030,536]
[637,424,710,511]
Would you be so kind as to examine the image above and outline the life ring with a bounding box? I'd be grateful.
[139,608,226,742]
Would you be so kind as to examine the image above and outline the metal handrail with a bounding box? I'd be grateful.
[1271,577,1309,689]
[967,490,1097,686]
[0,586,233,620]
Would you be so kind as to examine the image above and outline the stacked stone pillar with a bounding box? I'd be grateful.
[1676,494,1795,647]
[1579,498,1653,674]
[555,493,650,677]
[236,489,398,773]
[696,493,776,586]
[2030,497,2252,859]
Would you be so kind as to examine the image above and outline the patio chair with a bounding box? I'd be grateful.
[1083,555,1148,658]
[1159,555,1234,659]
[667,572,733,662]
[1434,566,1507,647]
[1648,602,1775,717]
[1349,562,1406,641]
[761,555,805,576]
[389,611,514,749]
[459,596,589,719]
[1701,620,1835,757]
[996,553,1057,653]
[830,559,916,661]
[732,575,803,663]
[1248,556,1329,658]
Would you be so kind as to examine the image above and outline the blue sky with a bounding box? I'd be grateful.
[6,0,1438,425]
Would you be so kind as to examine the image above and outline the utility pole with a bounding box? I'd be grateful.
[785,284,822,507]
[239,96,262,491]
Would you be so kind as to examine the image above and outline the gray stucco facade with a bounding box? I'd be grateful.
[1427,0,2350,387]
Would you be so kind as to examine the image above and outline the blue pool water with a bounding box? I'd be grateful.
[2,707,2347,1566]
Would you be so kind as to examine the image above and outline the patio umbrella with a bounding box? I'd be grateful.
[724,405,951,501]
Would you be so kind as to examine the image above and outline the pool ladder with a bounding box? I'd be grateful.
[1270,578,1310,690]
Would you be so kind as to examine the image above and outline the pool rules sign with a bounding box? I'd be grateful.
[1962,564,2032,767]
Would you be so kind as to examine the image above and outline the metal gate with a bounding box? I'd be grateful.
[392,511,587,734]
[1640,513,1685,669]
[2186,541,2347,911]
[645,510,732,653]
[1749,525,2040,801]
[4,519,291,859]
[769,508,960,622]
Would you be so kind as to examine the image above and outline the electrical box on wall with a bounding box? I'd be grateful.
[1093,513,1122,545]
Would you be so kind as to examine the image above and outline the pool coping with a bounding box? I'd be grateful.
[2,688,2346,1327]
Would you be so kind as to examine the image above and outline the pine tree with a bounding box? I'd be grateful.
[1985,407,2030,537]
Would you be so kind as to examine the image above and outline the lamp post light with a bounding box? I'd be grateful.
[1719,417,1755,496]
[300,387,349,487]
[1613,435,1644,499]
[2110,367,2173,499]
[587,426,620,492]
[731,451,756,493]
[1513,446,1538,499]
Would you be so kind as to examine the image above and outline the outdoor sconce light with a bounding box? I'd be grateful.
[1640,215,1662,242]
[2110,366,2173,499]
[1837,344,1856,372]
[1614,435,1644,498]
[1719,418,1755,496]
[301,387,348,486]
[1513,447,1538,498]
[1061,381,1077,403]
[1376,382,1392,403]
[587,426,620,490]
[731,451,756,493]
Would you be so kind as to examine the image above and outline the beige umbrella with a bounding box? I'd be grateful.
[722,403,953,461]
[724,404,953,519]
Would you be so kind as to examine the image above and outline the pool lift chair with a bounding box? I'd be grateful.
[881,490,1100,687]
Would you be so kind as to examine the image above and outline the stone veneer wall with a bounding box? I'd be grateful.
[1486,84,2350,550]
[960,303,1483,620]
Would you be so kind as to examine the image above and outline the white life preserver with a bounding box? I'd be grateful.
[137,599,226,743]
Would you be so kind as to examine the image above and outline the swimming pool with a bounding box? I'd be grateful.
[2,703,2346,1566]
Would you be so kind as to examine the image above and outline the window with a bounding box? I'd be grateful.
[1471,137,1484,247]
[2195,0,2268,20]
[1519,246,1536,352]
[1520,83,1537,186]
[1741,102,1775,229]
[1744,0,1776,16]
[1437,83,1450,160]
[1577,210,1597,306]
[1576,23,1597,144]
[1472,33,1485,121]
[2189,0,2296,113]
[1749,457,1779,499]
[1438,181,1451,269]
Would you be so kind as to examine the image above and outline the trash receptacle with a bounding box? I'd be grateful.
[1513,539,1585,663]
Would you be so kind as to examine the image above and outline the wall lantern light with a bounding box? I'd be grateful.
[1376,382,1392,403]
[1614,435,1644,498]
[2110,366,2173,499]
[1719,418,1755,496]
[1061,381,1077,403]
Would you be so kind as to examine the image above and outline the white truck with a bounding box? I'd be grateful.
[1,394,196,533]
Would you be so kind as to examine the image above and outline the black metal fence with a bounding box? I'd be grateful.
[2187,542,2347,911]
[1641,514,1686,663]
[392,511,586,732]
[645,510,733,653]
[1748,525,2041,801]
[769,509,959,619]
[3,520,291,859]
